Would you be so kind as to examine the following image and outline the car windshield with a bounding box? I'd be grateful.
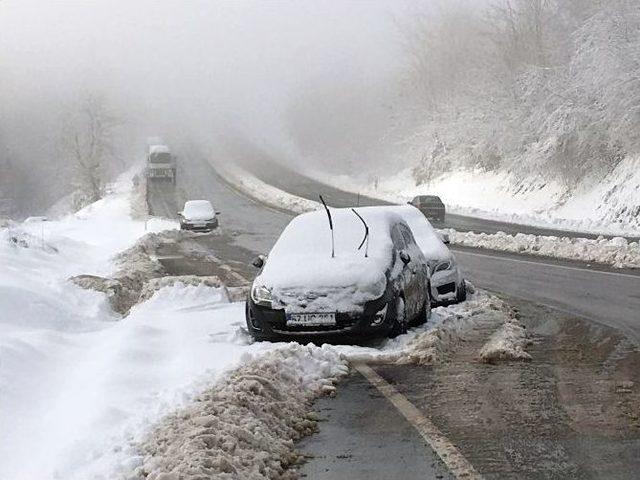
[149,152,171,163]
[417,196,440,204]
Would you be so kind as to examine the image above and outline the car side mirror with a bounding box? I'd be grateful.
[215,211,222,215]
[177,212,183,217]
[407,201,412,205]
[439,232,450,245]
[399,251,411,265]
[252,255,266,269]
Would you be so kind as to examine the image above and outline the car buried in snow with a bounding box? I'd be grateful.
[389,205,466,305]
[178,200,219,232]
[246,207,432,341]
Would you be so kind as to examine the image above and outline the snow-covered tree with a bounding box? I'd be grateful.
[61,94,120,208]
[403,0,640,189]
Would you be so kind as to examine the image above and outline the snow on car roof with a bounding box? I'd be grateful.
[382,205,451,263]
[258,207,405,292]
[183,200,213,211]
[149,144,170,154]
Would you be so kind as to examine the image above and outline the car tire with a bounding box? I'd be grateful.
[411,289,431,327]
[456,280,467,302]
[388,297,408,338]
[245,304,275,342]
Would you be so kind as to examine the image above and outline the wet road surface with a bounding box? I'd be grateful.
[298,371,454,480]
[145,145,640,479]
[381,299,640,479]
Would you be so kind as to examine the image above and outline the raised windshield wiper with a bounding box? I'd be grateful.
[351,208,369,258]
[319,195,335,258]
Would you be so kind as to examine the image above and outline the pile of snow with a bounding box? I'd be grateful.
[0,174,196,480]
[479,319,531,364]
[442,228,640,269]
[134,344,348,480]
[214,162,320,214]
[332,289,507,365]
[139,275,224,302]
[130,173,149,220]
[315,158,640,237]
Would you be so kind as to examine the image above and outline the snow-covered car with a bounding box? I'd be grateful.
[246,207,432,341]
[178,200,219,232]
[409,195,446,223]
[388,205,466,305]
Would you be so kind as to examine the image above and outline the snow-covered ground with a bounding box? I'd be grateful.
[214,162,319,214]
[0,171,519,479]
[314,156,640,237]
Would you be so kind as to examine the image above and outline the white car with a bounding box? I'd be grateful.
[178,200,219,232]
[385,205,467,305]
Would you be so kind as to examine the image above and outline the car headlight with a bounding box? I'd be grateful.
[433,261,452,273]
[251,284,273,307]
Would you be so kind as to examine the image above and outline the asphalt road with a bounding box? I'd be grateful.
[147,145,290,255]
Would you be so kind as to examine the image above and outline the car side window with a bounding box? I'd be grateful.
[400,225,417,248]
[391,225,407,251]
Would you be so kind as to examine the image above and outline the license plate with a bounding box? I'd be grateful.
[287,312,336,327]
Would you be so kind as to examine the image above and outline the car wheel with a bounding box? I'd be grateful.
[245,304,274,342]
[456,280,467,302]
[411,290,431,327]
[388,297,407,338]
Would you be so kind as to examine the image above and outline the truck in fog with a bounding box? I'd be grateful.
[146,144,176,184]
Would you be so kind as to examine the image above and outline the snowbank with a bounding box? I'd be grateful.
[479,320,531,364]
[134,344,348,480]
[332,289,516,366]
[0,174,187,480]
[214,162,320,214]
[317,157,640,237]
[442,228,640,269]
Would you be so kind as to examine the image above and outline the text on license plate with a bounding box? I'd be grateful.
[287,313,336,326]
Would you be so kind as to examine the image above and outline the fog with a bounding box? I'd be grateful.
[5,0,631,218]
[1,0,420,215]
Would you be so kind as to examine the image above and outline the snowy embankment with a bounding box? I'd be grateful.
[314,156,640,237]
[214,162,319,214]
[135,345,347,480]
[442,228,640,269]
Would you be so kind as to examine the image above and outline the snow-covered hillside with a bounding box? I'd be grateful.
[318,155,640,237]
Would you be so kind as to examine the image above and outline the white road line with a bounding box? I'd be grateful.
[455,249,640,280]
[353,363,484,480]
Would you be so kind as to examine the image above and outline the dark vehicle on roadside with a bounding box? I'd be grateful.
[245,207,432,341]
[178,200,219,232]
[409,195,446,223]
